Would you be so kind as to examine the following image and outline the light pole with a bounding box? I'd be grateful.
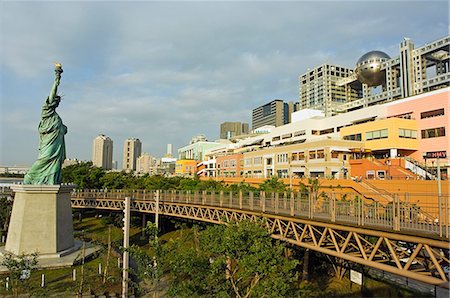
[386,158,391,180]
[122,196,131,298]
[289,155,292,191]
[422,153,428,179]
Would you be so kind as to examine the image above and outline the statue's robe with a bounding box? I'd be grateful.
[24,96,67,185]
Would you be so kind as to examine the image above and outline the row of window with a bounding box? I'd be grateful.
[272,130,306,142]
[366,129,388,140]
[421,108,444,119]
[218,159,237,168]
[421,127,446,139]
[344,127,444,140]
[398,129,417,139]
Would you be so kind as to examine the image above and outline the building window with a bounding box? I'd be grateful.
[421,127,446,139]
[309,151,316,159]
[298,152,305,160]
[398,128,417,139]
[282,133,292,139]
[420,108,444,119]
[366,129,388,141]
[331,151,339,159]
[272,136,281,141]
[320,128,334,135]
[291,153,298,161]
[266,158,272,165]
[277,153,288,163]
[253,157,262,165]
[343,133,362,141]
[317,150,325,159]
[294,130,306,137]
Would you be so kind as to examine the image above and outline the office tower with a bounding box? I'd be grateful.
[252,99,298,130]
[165,144,173,157]
[220,122,250,139]
[299,64,361,116]
[123,138,142,172]
[136,152,156,174]
[92,134,113,170]
[299,35,449,116]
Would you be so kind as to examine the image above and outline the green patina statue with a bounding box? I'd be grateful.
[24,63,67,185]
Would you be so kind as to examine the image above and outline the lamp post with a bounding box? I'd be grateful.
[386,158,391,180]
[289,155,292,191]
[422,153,428,180]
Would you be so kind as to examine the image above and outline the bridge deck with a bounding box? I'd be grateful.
[71,189,450,289]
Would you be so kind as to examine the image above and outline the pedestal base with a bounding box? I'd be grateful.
[0,240,102,271]
[5,184,75,256]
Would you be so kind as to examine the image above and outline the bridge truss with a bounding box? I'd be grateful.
[71,191,450,289]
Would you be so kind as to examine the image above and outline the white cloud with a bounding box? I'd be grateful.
[0,1,448,166]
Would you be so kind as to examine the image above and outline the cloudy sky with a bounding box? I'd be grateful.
[0,0,448,167]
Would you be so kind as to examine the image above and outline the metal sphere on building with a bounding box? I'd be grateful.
[355,51,390,86]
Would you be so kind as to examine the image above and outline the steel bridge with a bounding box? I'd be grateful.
[70,189,450,289]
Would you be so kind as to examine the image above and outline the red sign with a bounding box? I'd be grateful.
[425,151,447,158]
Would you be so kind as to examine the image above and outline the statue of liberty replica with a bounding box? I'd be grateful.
[3,63,77,260]
[24,63,67,185]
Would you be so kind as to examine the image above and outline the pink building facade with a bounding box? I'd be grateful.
[386,87,449,165]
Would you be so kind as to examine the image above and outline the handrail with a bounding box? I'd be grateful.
[71,189,449,239]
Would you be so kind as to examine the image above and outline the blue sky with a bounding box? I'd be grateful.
[1,0,448,167]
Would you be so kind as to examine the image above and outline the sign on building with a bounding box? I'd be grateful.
[425,151,447,159]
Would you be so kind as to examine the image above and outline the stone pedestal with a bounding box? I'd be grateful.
[5,184,75,257]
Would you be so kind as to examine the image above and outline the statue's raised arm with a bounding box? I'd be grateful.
[24,63,67,185]
[46,63,63,107]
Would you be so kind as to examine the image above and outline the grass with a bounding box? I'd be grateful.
[0,214,143,296]
[0,214,436,297]
[324,275,432,298]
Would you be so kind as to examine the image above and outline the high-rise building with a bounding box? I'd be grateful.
[299,64,361,116]
[252,99,299,130]
[123,138,142,172]
[220,122,250,139]
[92,134,113,170]
[136,152,156,174]
[299,35,450,116]
[165,144,173,158]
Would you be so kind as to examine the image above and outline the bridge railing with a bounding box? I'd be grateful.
[71,189,449,238]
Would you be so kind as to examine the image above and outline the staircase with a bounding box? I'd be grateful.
[357,180,435,223]
[404,157,435,180]
[359,180,394,205]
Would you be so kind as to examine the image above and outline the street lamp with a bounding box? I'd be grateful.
[386,158,391,180]
[422,153,428,180]
[288,155,292,191]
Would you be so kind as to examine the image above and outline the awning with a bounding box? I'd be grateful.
[243,138,264,146]
[349,148,371,153]
[329,147,351,152]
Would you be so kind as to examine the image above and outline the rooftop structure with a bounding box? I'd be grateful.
[220,122,249,140]
[299,35,450,116]
[252,99,299,130]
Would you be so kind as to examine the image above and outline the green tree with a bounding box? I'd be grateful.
[62,162,105,189]
[228,181,258,193]
[0,197,13,239]
[0,252,38,297]
[129,222,163,296]
[164,220,299,297]
[259,177,287,193]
